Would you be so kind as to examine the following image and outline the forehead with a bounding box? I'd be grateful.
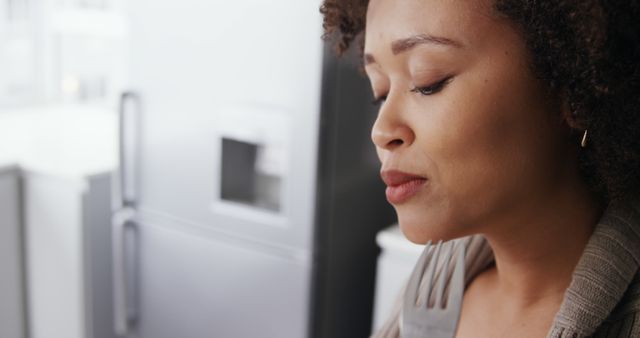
[364,0,495,53]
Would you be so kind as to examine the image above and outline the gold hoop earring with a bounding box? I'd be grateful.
[581,129,588,148]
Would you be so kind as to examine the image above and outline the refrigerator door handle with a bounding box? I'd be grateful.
[112,91,140,336]
[115,91,140,209]
[112,207,138,336]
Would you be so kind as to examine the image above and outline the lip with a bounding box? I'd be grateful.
[380,170,428,204]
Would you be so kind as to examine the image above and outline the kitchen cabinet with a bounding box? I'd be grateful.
[0,166,26,338]
[0,105,117,338]
[23,170,115,338]
[0,0,127,107]
[0,0,37,107]
[0,165,115,338]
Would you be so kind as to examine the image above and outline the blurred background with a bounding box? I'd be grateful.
[0,0,424,337]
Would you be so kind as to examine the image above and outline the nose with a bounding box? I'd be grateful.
[371,103,415,151]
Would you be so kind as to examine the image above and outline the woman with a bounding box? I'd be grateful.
[320,0,640,337]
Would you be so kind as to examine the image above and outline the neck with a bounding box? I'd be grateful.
[481,179,603,311]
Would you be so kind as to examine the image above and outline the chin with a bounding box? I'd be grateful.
[396,209,465,244]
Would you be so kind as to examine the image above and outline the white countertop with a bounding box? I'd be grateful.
[0,104,117,179]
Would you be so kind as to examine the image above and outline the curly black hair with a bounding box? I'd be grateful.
[320,0,640,204]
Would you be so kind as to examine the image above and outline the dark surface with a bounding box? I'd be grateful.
[310,45,397,338]
[220,138,258,205]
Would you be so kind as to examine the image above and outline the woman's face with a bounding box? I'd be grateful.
[364,0,572,243]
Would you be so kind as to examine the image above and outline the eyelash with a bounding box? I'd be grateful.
[371,76,453,106]
[410,76,453,96]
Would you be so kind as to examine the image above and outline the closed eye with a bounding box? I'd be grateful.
[371,75,453,106]
[410,76,453,96]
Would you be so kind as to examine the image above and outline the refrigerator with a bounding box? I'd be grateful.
[111,0,396,337]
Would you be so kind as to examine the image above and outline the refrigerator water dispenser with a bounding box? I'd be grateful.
[213,105,291,222]
[220,137,282,212]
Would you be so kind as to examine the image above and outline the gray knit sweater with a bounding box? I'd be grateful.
[372,198,640,338]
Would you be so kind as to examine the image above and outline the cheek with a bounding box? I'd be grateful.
[428,89,509,184]
[428,71,556,213]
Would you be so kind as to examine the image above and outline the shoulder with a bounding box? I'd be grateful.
[611,272,640,316]
[593,272,640,337]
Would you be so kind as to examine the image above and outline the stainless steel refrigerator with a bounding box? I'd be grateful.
[111,0,396,337]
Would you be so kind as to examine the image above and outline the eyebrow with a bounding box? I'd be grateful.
[364,33,463,65]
